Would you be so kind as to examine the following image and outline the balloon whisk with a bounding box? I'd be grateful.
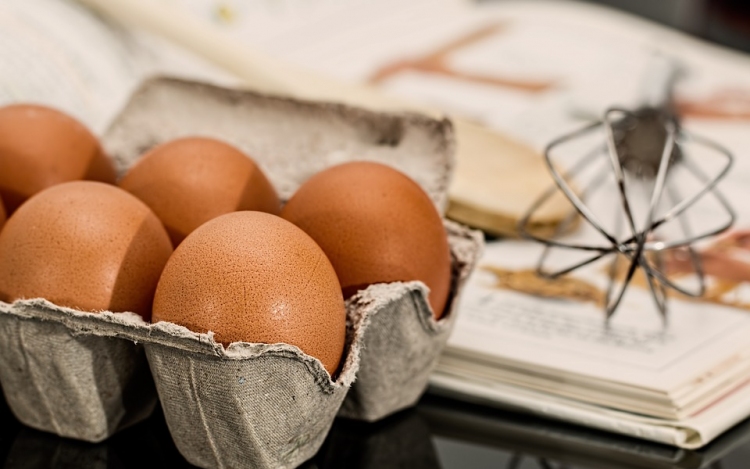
[519,57,735,323]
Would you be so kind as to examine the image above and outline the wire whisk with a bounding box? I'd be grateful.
[518,59,735,323]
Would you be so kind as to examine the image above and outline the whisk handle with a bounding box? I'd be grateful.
[640,54,683,110]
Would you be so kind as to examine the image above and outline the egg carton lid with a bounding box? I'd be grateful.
[102,76,455,213]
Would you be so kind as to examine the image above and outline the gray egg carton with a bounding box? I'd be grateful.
[0,77,483,469]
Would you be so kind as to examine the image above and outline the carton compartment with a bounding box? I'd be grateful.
[339,220,483,421]
[0,303,156,443]
[143,313,365,469]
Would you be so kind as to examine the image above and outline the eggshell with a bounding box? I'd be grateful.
[0,181,173,320]
[119,137,280,246]
[0,104,117,215]
[281,161,452,318]
[152,211,346,375]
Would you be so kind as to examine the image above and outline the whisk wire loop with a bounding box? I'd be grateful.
[518,109,735,321]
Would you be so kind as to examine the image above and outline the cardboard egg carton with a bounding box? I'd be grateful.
[0,77,483,469]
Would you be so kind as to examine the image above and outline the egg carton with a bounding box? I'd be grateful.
[0,77,483,469]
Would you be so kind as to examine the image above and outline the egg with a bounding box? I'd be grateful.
[152,211,346,375]
[119,137,281,246]
[282,162,452,318]
[0,104,116,215]
[0,181,173,320]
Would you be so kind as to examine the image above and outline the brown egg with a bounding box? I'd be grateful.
[0,104,116,215]
[119,137,281,246]
[282,162,452,318]
[152,211,346,375]
[0,181,173,320]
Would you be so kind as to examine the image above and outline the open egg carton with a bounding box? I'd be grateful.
[0,77,483,469]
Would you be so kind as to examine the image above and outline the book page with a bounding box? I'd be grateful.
[0,0,233,133]
[0,0,148,132]
[449,245,750,393]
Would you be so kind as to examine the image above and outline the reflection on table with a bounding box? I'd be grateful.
[4,387,750,468]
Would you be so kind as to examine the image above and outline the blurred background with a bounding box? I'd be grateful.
[582,0,750,52]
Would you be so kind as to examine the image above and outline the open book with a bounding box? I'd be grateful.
[432,240,750,448]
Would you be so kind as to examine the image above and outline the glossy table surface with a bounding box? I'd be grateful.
[4,391,750,469]
[4,0,750,468]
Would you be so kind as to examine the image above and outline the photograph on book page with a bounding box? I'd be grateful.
[0,0,147,131]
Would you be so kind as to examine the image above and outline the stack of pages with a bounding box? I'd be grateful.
[432,247,750,448]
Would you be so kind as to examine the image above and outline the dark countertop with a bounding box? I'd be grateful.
[4,1,750,468]
[5,391,750,469]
